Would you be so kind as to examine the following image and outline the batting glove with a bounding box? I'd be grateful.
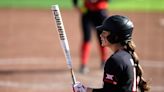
[73,82,87,92]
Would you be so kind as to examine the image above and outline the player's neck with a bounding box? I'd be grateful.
[110,43,124,53]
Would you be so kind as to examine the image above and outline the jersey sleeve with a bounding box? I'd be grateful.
[102,57,124,91]
[91,56,123,92]
[104,57,123,83]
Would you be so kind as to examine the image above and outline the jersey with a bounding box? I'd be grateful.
[93,50,137,92]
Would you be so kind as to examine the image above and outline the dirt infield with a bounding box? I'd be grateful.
[0,9,164,92]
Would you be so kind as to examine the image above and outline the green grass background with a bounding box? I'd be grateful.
[0,0,164,12]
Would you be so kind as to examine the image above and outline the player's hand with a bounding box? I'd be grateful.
[73,82,87,92]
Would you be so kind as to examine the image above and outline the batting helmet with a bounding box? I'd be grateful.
[96,15,134,44]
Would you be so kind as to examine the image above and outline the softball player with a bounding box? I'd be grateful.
[72,0,110,73]
[73,15,150,92]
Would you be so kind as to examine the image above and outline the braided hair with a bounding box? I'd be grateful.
[123,40,150,92]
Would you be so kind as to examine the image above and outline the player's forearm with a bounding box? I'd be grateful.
[87,87,93,92]
[87,87,104,92]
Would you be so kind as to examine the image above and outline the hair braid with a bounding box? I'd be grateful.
[124,40,150,92]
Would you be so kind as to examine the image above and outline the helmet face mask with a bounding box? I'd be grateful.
[97,15,134,44]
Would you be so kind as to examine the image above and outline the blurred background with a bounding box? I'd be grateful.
[0,0,164,92]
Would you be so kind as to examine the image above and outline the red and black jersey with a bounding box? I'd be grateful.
[93,50,137,92]
[73,0,109,11]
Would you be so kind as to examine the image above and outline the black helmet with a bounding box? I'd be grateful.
[96,15,134,44]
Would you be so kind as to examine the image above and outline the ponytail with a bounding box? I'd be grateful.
[124,40,150,92]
